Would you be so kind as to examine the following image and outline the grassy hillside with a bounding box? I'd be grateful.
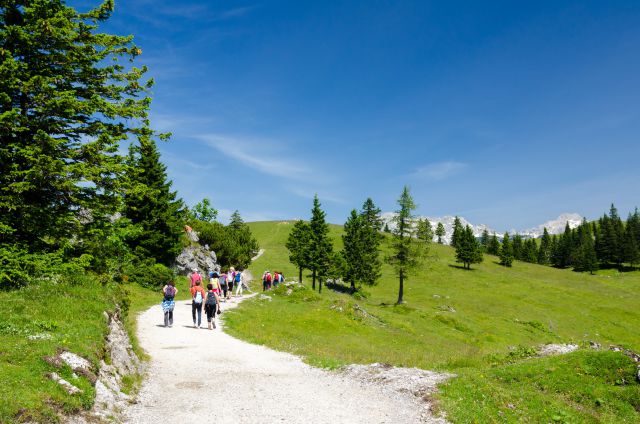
[224,220,640,422]
[0,278,175,423]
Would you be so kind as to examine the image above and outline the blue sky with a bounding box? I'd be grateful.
[77,0,639,229]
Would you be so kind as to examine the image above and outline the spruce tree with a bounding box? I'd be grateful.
[499,232,514,267]
[386,186,425,304]
[342,210,367,292]
[0,0,158,250]
[226,211,259,269]
[572,220,598,274]
[523,239,538,263]
[286,220,311,284]
[455,225,483,269]
[435,222,446,244]
[308,195,332,293]
[384,223,391,233]
[512,234,524,261]
[451,216,463,248]
[537,228,552,265]
[480,229,490,251]
[487,234,500,255]
[123,138,184,266]
[359,199,383,287]
[417,218,434,245]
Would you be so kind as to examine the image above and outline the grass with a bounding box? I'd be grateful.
[222,220,640,422]
[0,276,115,423]
[0,274,183,423]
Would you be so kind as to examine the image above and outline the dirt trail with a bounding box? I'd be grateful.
[123,295,437,423]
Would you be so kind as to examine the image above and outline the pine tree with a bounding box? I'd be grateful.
[123,138,184,265]
[572,220,598,274]
[342,210,366,292]
[308,195,332,293]
[384,223,391,233]
[226,211,259,269]
[523,239,538,263]
[480,229,490,251]
[417,218,434,245]
[451,216,463,248]
[624,209,640,268]
[537,228,552,265]
[455,225,483,269]
[499,232,514,267]
[0,0,158,250]
[512,234,524,261]
[435,222,446,244]
[386,186,425,304]
[286,220,311,284]
[487,234,500,255]
[359,199,383,287]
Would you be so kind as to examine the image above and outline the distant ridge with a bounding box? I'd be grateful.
[380,212,584,244]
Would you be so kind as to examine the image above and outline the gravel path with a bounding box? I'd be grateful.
[123,295,431,424]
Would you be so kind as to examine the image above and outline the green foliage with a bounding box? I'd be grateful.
[538,228,552,265]
[286,220,311,283]
[386,186,425,304]
[487,233,501,255]
[189,197,218,222]
[455,225,483,269]
[0,0,157,251]
[435,222,446,244]
[500,232,514,267]
[125,261,174,289]
[417,218,434,245]
[308,195,333,293]
[123,138,184,266]
[450,216,463,248]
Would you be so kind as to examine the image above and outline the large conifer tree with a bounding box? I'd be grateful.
[455,225,483,269]
[499,232,514,267]
[451,216,463,248]
[0,0,158,250]
[359,198,383,287]
[537,228,552,265]
[342,210,366,292]
[308,195,332,293]
[386,186,424,304]
[435,222,446,244]
[286,220,311,284]
[123,138,183,265]
[487,234,500,255]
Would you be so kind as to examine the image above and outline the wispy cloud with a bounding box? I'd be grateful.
[194,134,313,182]
[410,161,467,181]
[219,6,255,20]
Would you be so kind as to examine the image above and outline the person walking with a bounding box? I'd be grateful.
[234,270,245,297]
[227,268,235,300]
[190,280,206,328]
[262,270,272,291]
[204,283,221,330]
[219,271,228,302]
[161,280,177,327]
[190,268,202,288]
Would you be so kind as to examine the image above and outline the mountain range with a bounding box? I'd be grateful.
[379,212,584,244]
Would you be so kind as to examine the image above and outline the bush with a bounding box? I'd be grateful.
[125,261,174,289]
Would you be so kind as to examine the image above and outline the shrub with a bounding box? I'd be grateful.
[125,261,174,289]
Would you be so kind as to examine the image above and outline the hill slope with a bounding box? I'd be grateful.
[227,221,640,422]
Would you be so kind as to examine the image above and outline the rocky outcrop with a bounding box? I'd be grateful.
[63,310,142,424]
[175,244,219,275]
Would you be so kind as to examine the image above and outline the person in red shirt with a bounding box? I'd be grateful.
[190,280,206,328]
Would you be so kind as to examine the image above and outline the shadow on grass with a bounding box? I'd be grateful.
[448,264,476,271]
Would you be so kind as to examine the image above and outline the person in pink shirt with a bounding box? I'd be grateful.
[190,268,202,288]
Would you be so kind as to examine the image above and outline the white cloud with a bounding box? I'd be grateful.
[410,161,467,181]
[195,134,314,182]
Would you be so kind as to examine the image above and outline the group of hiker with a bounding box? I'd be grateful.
[261,270,285,291]
[161,267,252,330]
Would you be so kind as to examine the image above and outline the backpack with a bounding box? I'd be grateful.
[205,291,217,307]
[235,272,241,283]
[164,285,176,300]
[266,273,272,283]
[194,290,203,304]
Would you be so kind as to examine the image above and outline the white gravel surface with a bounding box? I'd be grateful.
[123,296,438,424]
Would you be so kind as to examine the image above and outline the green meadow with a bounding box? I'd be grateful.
[224,221,640,423]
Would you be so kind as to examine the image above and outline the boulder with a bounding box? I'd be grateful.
[175,244,219,276]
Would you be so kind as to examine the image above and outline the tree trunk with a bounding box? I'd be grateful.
[312,269,316,290]
[319,277,322,294]
[350,280,356,294]
[298,266,303,284]
[397,269,404,304]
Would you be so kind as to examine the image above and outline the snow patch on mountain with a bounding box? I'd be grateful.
[380,212,584,245]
